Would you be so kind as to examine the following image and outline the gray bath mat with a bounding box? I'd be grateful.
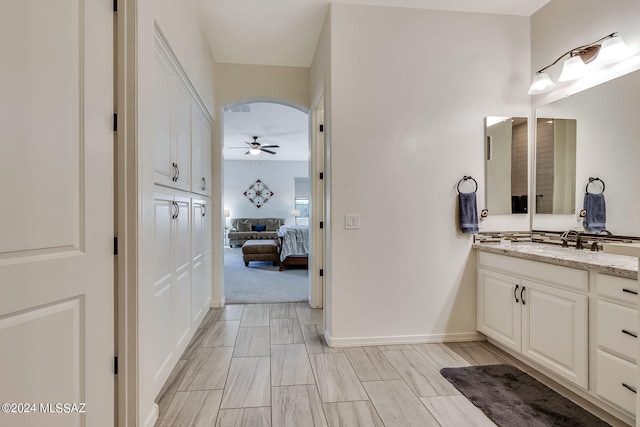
[440,364,611,427]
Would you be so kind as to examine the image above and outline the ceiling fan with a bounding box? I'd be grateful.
[228,136,280,155]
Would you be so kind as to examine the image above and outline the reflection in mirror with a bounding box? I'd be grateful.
[533,70,640,235]
[485,117,528,215]
[535,118,576,214]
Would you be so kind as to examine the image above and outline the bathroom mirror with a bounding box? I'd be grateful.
[484,117,528,215]
[533,69,640,235]
[534,118,576,214]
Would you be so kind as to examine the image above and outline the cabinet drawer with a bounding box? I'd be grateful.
[596,273,638,307]
[478,252,588,292]
[596,349,637,415]
[596,300,638,362]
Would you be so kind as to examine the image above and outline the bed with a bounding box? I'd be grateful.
[277,225,309,271]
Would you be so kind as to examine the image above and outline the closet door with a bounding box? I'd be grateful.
[154,51,174,187]
[152,193,175,380]
[173,196,192,349]
[0,3,114,425]
[173,82,191,191]
[191,104,211,196]
[191,199,206,323]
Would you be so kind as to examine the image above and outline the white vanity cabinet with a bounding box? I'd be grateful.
[478,252,589,389]
[594,273,638,416]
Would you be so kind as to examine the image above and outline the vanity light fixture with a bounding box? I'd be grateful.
[528,33,630,95]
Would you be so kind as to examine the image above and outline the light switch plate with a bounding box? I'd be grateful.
[345,214,360,229]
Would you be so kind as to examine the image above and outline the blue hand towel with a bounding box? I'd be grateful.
[583,192,606,232]
[459,191,479,234]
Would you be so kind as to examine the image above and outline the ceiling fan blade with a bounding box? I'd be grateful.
[261,148,277,155]
[259,144,280,148]
[244,151,250,155]
[228,147,248,149]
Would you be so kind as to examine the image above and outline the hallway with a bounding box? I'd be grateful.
[155,303,526,426]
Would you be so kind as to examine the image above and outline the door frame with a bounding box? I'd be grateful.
[217,97,321,307]
[115,1,139,425]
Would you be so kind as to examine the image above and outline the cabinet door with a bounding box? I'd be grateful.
[173,82,191,191]
[191,200,205,324]
[152,193,175,380]
[154,53,174,187]
[191,104,211,196]
[521,280,588,389]
[477,269,521,352]
[173,196,192,349]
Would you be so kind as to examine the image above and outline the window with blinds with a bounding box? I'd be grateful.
[294,177,310,218]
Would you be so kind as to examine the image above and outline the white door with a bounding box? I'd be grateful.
[477,269,522,352]
[0,2,114,427]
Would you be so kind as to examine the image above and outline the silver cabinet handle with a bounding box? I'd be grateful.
[622,329,638,338]
[171,201,180,219]
[170,201,177,219]
[171,163,178,182]
[202,177,206,191]
[622,383,637,394]
[520,286,526,305]
[175,163,180,182]
[202,205,206,217]
[514,285,519,303]
[623,288,638,295]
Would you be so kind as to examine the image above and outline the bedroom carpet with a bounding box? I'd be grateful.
[440,364,611,427]
[224,247,308,303]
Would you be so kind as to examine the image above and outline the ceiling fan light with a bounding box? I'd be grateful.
[249,148,261,155]
[528,72,556,95]
[597,35,630,64]
[558,55,587,82]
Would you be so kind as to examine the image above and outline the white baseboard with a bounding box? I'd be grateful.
[323,331,485,348]
[144,404,158,427]
[210,296,226,308]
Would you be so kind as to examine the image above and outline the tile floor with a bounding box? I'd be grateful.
[155,303,626,427]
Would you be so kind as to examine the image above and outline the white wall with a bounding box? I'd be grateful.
[324,4,530,345]
[224,160,308,224]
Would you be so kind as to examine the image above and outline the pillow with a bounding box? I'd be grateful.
[265,219,281,231]
[253,224,266,232]
[237,219,252,232]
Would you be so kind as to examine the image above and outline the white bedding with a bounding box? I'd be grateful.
[278,225,309,261]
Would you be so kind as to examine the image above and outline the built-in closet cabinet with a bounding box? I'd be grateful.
[477,252,589,389]
[149,28,213,398]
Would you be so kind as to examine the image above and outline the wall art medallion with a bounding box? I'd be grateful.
[243,179,274,208]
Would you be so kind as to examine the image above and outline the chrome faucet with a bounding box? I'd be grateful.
[561,230,583,249]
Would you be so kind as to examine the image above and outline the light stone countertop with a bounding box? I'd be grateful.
[473,242,638,280]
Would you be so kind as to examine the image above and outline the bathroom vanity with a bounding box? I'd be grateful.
[474,242,639,424]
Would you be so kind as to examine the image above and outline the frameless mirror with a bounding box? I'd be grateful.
[534,118,577,214]
[484,117,528,215]
[533,69,640,235]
